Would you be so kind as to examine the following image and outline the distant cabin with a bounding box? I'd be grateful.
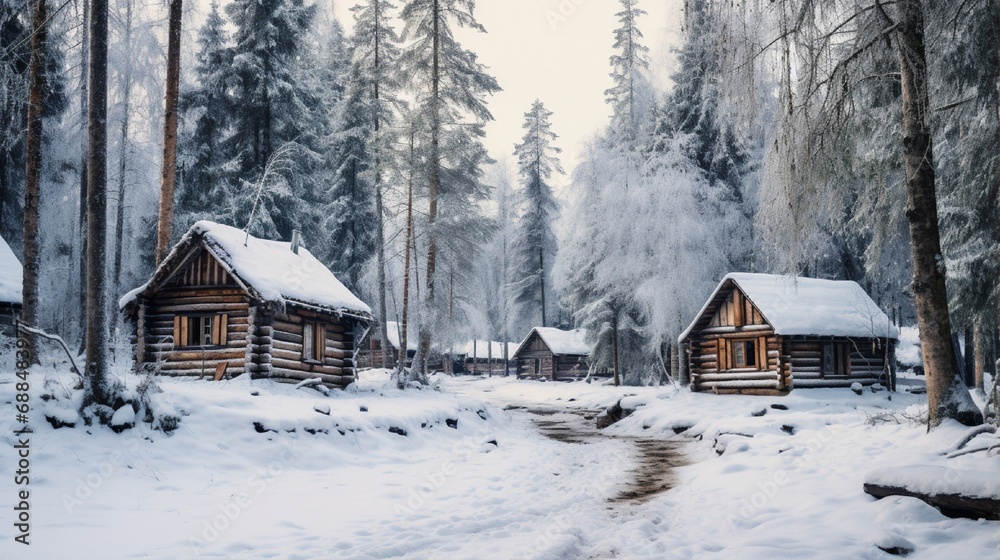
[450,340,517,375]
[513,327,597,380]
[359,321,416,369]
[119,221,373,389]
[0,235,22,335]
[679,273,898,395]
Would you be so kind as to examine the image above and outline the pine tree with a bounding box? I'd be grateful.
[223,0,322,240]
[176,0,232,229]
[335,0,403,367]
[398,0,500,375]
[0,0,29,250]
[605,0,650,144]
[511,100,562,330]
[323,12,376,293]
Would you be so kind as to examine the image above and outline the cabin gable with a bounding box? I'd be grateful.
[164,248,239,290]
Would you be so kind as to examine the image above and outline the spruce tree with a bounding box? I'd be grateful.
[511,100,562,330]
[223,0,322,240]
[176,0,232,230]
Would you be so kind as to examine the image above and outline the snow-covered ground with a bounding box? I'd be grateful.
[2,366,998,559]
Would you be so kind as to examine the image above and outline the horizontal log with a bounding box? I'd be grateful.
[792,378,879,388]
[150,302,249,314]
[699,372,781,382]
[272,331,302,344]
[274,320,303,335]
[266,365,351,382]
[165,349,246,362]
[698,379,782,390]
[160,287,246,297]
[261,370,354,387]
[271,357,346,376]
[153,295,248,306]
[156,359,243,371]
[155,367,246,377]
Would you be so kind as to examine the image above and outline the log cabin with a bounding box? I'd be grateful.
[359,321,415,369]
[679,273,899,395]
[0,234,22,336]
[119,221,373,389]
[513,327,597,380]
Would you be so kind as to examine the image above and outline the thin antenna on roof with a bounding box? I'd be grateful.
[243,141,297,246]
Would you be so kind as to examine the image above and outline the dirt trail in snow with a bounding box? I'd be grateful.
[510,405,688,504]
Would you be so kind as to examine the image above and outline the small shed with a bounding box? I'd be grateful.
[679,273,898,395]
[359,321,416,368]
[0,235,22,335]
[120,221,373,388]
[513,327,594,380]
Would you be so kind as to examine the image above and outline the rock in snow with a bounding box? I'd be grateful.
[111,405,136,432]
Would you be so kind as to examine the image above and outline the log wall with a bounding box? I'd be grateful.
[250,305,358,388]
[139,287,252,378]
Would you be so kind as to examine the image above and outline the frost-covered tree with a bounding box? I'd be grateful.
[324,0,403,366]
[511,100,562,331]
[398,0,500,375]
[176,0,232,230]
[605,0,650,144]
[221,0,323,240]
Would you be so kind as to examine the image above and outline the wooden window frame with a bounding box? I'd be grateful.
[173,313,227,349]
[302,322,326,363]
[719,337,768,372]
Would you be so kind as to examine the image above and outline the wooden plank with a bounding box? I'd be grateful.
[152,302,248,314]
[180,316,189,347]
[214,362,228,381]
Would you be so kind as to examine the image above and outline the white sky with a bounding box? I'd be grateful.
[333,0,686,187]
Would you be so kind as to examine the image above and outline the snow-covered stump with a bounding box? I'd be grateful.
[864,466,1000,520]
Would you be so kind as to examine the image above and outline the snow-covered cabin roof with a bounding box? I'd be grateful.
[120,221,371,317]
[384,321,418,352]
[679,273,898,342]
[516,327,591,357]
[452,340,518,358]
[0,235,23,305]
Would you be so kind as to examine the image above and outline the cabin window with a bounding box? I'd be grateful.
[822,343,851,377]
[534,358,541,375]
[732,339,756,369]
[173,314,227,348]
[302,322,325,362]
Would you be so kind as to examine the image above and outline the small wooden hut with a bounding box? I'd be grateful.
[0,235,22,335]
[513,327,594,380]
[359,321,415,368]
[679,273,898,395]
[120,221,373,388]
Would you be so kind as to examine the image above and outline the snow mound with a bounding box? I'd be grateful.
[865,466,1000,499]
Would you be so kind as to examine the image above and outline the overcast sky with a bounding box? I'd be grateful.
[332,0,686,187]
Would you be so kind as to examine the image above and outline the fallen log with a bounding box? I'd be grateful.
[864,466,1000,520]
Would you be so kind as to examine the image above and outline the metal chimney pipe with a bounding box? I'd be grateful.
[291,229,302,255]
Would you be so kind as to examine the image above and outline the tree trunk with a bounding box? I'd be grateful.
[895,0,963,428]
[397,131,415,376]
[155,0,182,265]
[417,0,441,376]
[539,247,546,327]
[612,319,620,387]
[964,325,976,387]
[22,0,47,357]
[85,0,111,406]
[113,0,133,297]
[77,0,90,351]
[974,318,986,392]
[375,184,390,369]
